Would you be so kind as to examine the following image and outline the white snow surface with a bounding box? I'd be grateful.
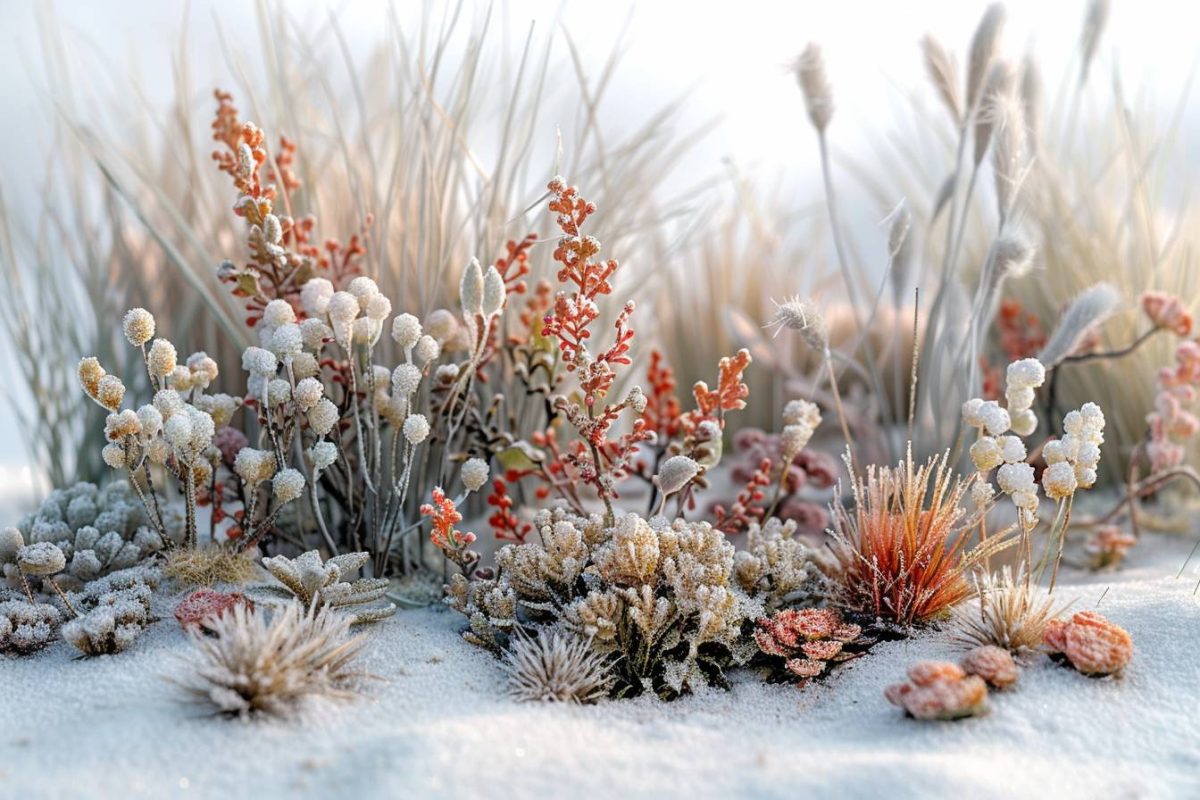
[3,538,1200,800]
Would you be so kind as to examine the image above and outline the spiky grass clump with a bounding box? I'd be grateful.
[830,448,1011,626]
[501,628,613,704]
[176,603,369,717]
[951,566,1066,654]
[164,546,258,588]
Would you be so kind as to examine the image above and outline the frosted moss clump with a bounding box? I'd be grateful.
[0,600,61,654]
[58,565,158,656]
[257,551,395,625]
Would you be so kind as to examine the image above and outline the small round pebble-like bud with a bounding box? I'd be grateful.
[391,313,422,350]
[263,299,297,328]
[403,413,430,445]
[460,258,484,316]
[270,324,304,358]
[366,293,392,322]
[308,398,339,436]
[1042,461,1078,500]
[1005,358,1046,390]
[147,339,178,379]
[414,335,440,365]
[461,458,490,493]
[301,278,335,316]
[122,308,156,347]
[996,461,1035,495]
[96,375,126,411]
[300,318,331,352]
[272,468,306,504]
[997,435,1026,464]
[17,542,66,576]
[291,351,319,380]
[970,436,1003,472]
[962,398,985,429]
[425,309,458,343]
[482,266,506,316]
[0,526,26,561]
[348,276,380,310]
[294,377,324,411]
[392,363,422,397]
[978,401,1011,436]
[1010,408,1038,437]
[782,398,821,429]
[241,346,278,377]
[308,440,338,471]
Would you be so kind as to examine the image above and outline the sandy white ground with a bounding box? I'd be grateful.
[3,535,1199,800]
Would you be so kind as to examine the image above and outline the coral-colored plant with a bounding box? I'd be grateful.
[960,645,1019,689]
[753,607,869,683]
[1085,525,1137,570]
[487,479,532,543]
[423,488,478,572]
[174,588,254,631]
[1043,610,1132,676]
[829,448,1008,626]
[885,661,989,720]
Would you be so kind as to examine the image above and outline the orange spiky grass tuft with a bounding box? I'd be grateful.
[829,446,1013,626]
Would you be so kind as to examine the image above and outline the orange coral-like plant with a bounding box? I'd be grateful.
[1043,611,1132,676]
[885,661,989,720]
[422,488,477,571]
[829,447,1010,626]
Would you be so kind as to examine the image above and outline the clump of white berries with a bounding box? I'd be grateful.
[1042,403,1105,500]
[461,458,490,493]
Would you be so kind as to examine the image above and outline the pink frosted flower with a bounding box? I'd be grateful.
[1140,291,1194,337]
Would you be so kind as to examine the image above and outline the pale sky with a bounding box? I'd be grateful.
[0,0,1195,513]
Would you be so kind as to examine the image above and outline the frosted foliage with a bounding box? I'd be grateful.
[447,508,827,699]
[0,600,61,653]
[258,551,396,625]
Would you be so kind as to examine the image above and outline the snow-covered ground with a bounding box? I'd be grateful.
[3,536,1199,800]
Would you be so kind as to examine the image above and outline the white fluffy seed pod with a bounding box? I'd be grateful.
[147,339,178,380]
[482,266,506,316]
[460,258,484,317]
[403,414,430,445]
[391,313,422,350]
[301,278,335,316]
[461,458,490,493]
[122,308,156,347]
[272,468,306,504]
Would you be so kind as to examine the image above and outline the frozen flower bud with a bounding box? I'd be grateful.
[414,335,440,366]
[272,468,306,504]
[122,308,156,347]
[482,266,505,316]
[425,309,458,343]
[461,457,490,493]
[366,293,392,322]
[1010,408,1037,437]
[978,400,1011,436]
[187,406,215,453]
[146,438,170,464]
[794,43,833,132]
[1042,461,1078,500]
[781,424,815,457]
[996,461,1035,495]
[1005,386,1035,413]
[962,398,985,428]
[164,413,194,450]
[327,291,359,324]
[270,324,304,358]
[308,398,339,436]
[234,448,276,487]
[391,313,422,350]
[308,440,338,471]
[300,318,331,352]
[267,379,292,406]
[1076,441,1101,469]
[301,278,335,316]
[263,299,297,328]
[656,455,700,497]
[104,409,142,441]
[971,481,994,508]
[102,443,127,469]
[17,542,66,576]
[626,386,647,414]
[187,352,219,388]
[392,363,422,397]
[348,276,380,310]
[241,346,277,377]
[291,351,319,380]
[1012,489,1039,512]
[403,413,430,445]
[997,435,1026,464]
[782,399,822,429]
[460,258,484,317]
[294,377,324,411]
[0,527,24,561]
[170,366,194,392]
[78,357,105,397]
[147,339,178,379]
[153,389,184,420]
[435,364,460,385]
[1043,440,1066,465]
[1075,466,1098,489]
[96,375,126,411]
[136,404,163,439]
[1006,358,1045,391]
[970,436,1004,472]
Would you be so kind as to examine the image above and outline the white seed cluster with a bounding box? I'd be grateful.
[461,458,490,493]
[1042,402,1105,499]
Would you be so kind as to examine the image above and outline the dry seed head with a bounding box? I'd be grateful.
[78,357,105,397]
[483,266,506,317]
[1019,54,1043,152]
[96,375,126,411]
[966,3,1006,112]
[990,90,1028,216]
[460,258,484,317]
[122,308,156,347]
[655,455,700,497]
[147,339,178,380]
[1079,0,1110,86]
[501,627,613,704]
[794,43,833,132]
[767,296,828,352]
[1038,283,1121,368]
[921,35,961,123]
[972,61,1013,166]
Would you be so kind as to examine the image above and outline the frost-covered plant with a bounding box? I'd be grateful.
[56,564,159,655]
[176,603,370,717]
[501,628,613,704]
[885,661,989,721]
[444,506,822,699]
[950,566,1065,654]
[752,607,872,684]
[1084,525,1137,571]
[4,482,169,593]
[163,546,258,588]
[1043,610,1133,676]
[733,518,833,613]
[829,447,1012,626]
[258,551,394,625]
[0,599,61,654]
